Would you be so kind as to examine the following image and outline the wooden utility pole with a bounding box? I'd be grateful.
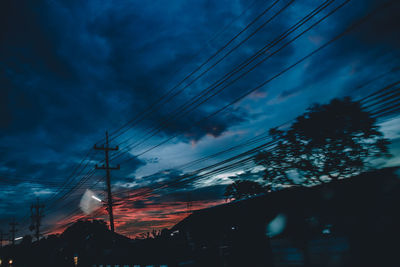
[0,230,8,247]
[94,131,119,232]
[187,192,193,214]
[9,220,18,246]
[30,198,45,241]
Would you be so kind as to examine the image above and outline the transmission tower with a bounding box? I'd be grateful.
[94,131,120,232]
[30,198,45,241]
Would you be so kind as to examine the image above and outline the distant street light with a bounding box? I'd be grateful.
[73,254,78,267]
[14,237,23,241]
[91,195,102,202]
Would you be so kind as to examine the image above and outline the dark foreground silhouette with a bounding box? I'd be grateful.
[1,167,399,267]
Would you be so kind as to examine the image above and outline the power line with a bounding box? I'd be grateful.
[112,78,400,204]
[107,0,284,144]
[59,0,376,209]
[7,1,398,232]
[113,0,351,164]
[44,81,400,237]
[20,0,398,239]
[18,1,287,228]
[113,0,299,151]
[35,1,296,227]
[11,2,340,228]
[28,1,281,214]
[42,76,400,238]
[111,0,339,163]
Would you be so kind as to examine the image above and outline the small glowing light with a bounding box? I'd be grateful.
[322,224,332,234]
[170,229,179,236]
[91,195,102,202]
[0,259,2,264]
[73,255,78,266]
[15,237,23,241]
[322,228,331,234]
[9,259,13,264]
[266,213,287,237]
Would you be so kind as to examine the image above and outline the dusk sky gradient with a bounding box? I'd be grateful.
[0,0,399,238]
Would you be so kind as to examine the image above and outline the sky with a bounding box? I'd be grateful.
[0,0,400,239]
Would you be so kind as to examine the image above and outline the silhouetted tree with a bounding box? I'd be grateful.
[255,98,391,186]
[224,180,265,201]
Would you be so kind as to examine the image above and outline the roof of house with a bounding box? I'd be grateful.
[171,167,400,237]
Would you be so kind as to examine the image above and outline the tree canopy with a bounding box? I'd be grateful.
[224,180,265,201]
[255,97,391,187]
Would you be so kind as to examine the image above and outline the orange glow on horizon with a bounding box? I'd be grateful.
[46,189,225,238]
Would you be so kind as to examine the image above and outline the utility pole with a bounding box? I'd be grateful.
[94,131,119,233]
[30,198,45,241]
[187,192,193,214]
[9,220,18,246]
[0,230,8,247]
